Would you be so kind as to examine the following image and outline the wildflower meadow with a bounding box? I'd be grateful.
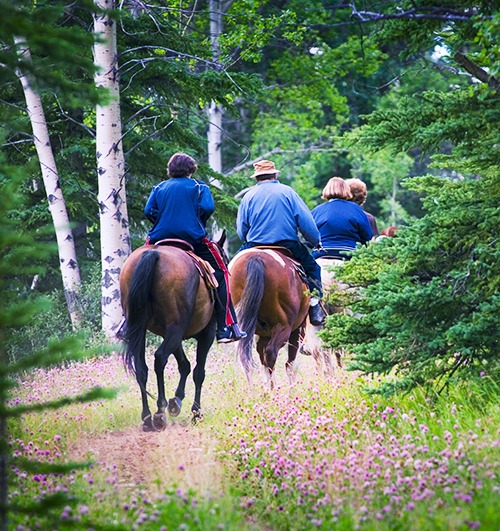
[7,345,500,530]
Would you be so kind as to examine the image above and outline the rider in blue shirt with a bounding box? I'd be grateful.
[145,152,246,343]
[311,177,373,260]
[236,160,326,326]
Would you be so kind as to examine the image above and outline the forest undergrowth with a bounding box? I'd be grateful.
[8,343,500,530]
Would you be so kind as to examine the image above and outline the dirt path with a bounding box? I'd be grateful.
[70,419,225,500]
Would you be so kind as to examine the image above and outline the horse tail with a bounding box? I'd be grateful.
[236,255,265,371]
[123,250,159,380]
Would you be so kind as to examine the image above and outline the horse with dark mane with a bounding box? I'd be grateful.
[119,236,225,431]
[228,247,309,389]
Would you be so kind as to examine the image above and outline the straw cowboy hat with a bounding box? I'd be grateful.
[251,160,281,178]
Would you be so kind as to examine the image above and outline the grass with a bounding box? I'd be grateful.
[6,343,500,530]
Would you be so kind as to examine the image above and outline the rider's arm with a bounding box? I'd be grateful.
[196,181,215,225]
[236,199,249,242]
[144,186,159,223]
[293,194,320,248]
[356,208,373,244]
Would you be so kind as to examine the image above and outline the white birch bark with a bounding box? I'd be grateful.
[207,99,223,175]
[207,0,223,176]
[207,0,224,241]
[94,0,131,338]
[14,36,83,328]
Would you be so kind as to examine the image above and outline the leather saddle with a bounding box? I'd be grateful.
[153,239,219,290]
[252,245,308,285]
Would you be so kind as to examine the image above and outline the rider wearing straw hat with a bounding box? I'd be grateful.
[236,160,326,326]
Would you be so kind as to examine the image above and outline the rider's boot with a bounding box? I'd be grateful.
[309,303,326,326]
[217,323,247,343]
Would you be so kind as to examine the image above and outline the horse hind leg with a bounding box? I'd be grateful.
[335,348,343,369]
[286,328,302,387]
[151,343,171,431]
[151,336,189,430]
[190,322,215,424]
[258,327,288,391]
[136,366,154,432]
[256,338,274,389]
[167,344,191,418]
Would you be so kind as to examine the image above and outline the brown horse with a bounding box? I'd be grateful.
[228,248,310,389]
[119,238,223,431]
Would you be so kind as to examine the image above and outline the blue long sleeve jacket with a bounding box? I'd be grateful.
[144,177,214,244]
[237,180,320,247]
[311,199,373,258]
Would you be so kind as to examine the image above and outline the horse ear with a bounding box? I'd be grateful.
[218,229,227,247]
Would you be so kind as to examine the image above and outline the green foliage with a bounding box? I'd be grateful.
[351,87,500,177]
[319,2,500,394]
[474,11,500,77]
[0,161,116,529]
[5,262,105,363]
[0,0,99,106]
[345,145,415,227]
[322,174,500,395]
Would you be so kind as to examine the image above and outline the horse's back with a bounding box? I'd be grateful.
[229,248,309,331]
[230,248,302,291]
[120,245,213,338]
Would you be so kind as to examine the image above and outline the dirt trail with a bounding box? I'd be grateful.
[70,420,224,499]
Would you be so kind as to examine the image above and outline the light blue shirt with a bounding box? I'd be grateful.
[237,180,320,246]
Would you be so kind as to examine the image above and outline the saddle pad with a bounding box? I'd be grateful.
[243,247,308,286]
[186,251,219,290]
[252,245,292,258]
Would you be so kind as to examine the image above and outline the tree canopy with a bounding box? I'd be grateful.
[1,0,498,392]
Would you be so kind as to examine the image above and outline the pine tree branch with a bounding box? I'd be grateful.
[453,51,500,89]
[310,4,491,29]
[226,145,337,177]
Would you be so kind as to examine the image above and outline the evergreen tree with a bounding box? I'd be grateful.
[0,156,116,530]
[321,0,500,394]
[322,173,500,395]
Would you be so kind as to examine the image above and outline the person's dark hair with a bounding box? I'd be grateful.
[167,152,198,178]
[345,178,367,206]
[255,173,277,182]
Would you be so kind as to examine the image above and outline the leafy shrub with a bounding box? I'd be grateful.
[321,174,500,395]
[1,165,115,529]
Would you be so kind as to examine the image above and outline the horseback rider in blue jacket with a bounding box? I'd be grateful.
[144,152,246,343]
[311,177,373,260]
[236,160,326,326]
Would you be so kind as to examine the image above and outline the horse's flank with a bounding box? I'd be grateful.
[228,248,310,388]
[120,245,213,339]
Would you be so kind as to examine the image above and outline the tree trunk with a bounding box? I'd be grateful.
[207,0,224,241]
[207,99,223,175]
[207,0,223,176]
[14,36,83,328]
[94,0,131,338]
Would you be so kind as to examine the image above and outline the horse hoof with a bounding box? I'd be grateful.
[152,412,167,431]
[191,409,203,425]
[142,415,154,432]
[168,397,182,417]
